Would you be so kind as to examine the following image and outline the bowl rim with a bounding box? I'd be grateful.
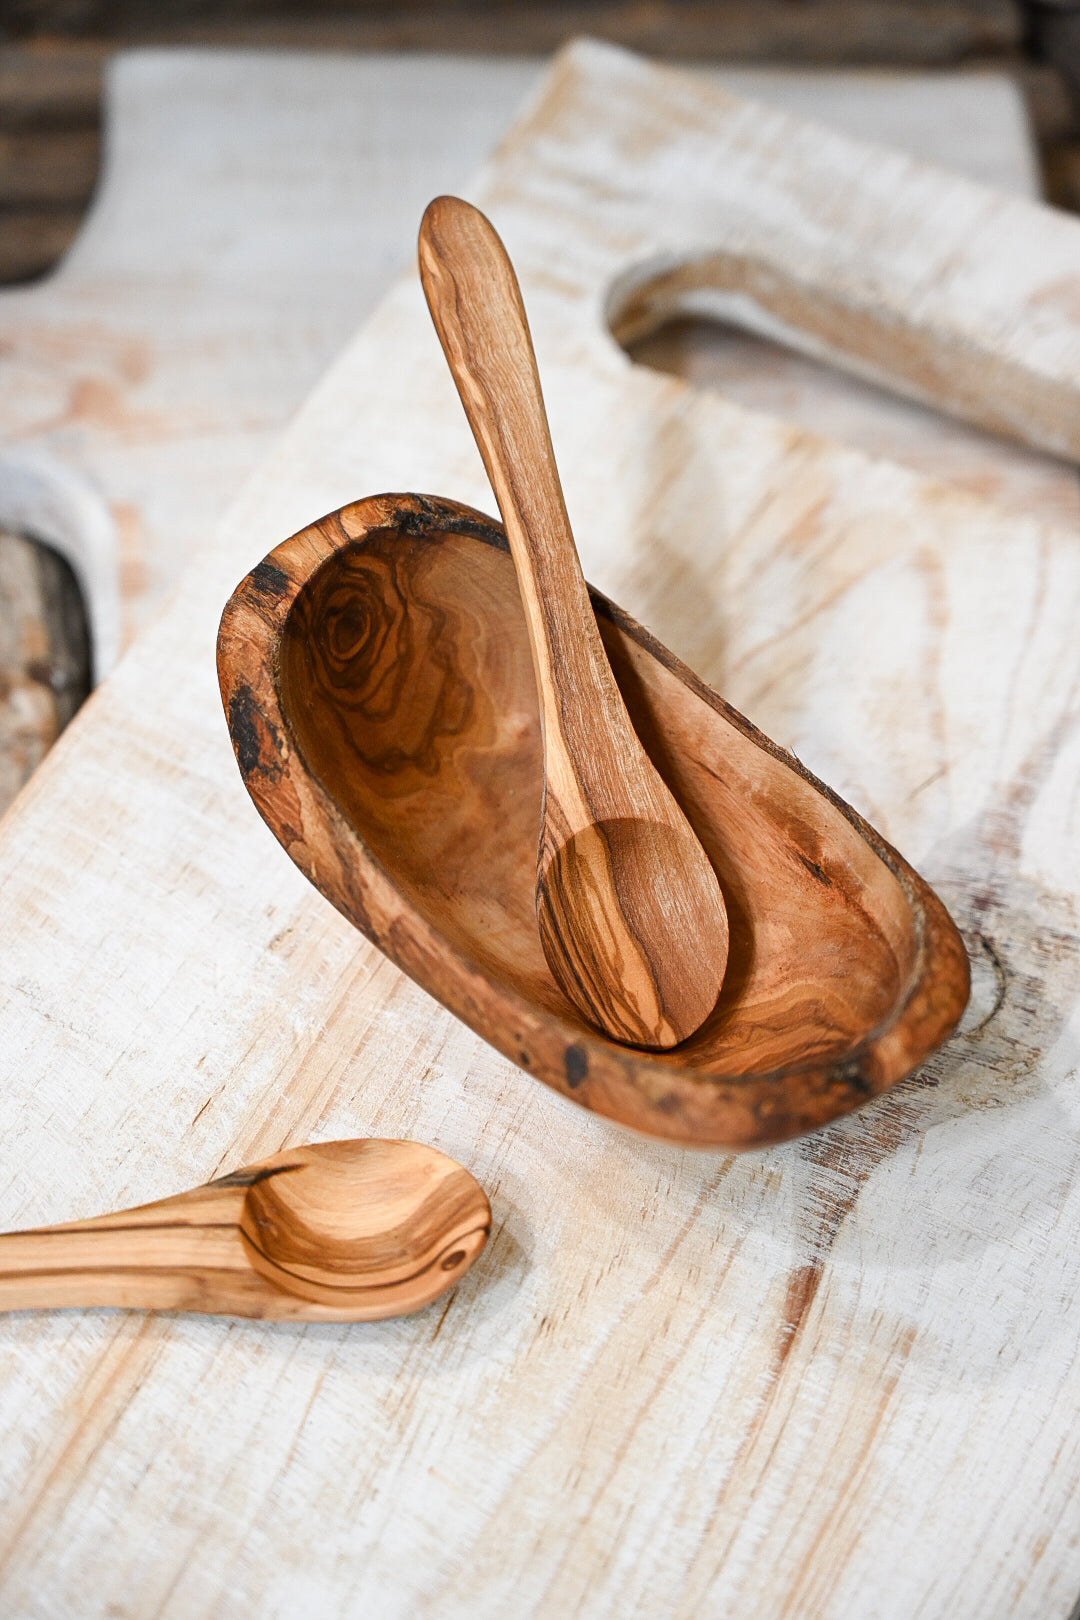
[217,491,970,1148]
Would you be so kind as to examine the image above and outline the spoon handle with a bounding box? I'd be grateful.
[418,196,640,817]
[0,1182,253,1314]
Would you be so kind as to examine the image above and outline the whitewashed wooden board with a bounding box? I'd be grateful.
[0,48,1055,669]
[2,38,1080,1618]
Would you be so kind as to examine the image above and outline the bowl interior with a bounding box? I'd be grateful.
[279,519,918,1076]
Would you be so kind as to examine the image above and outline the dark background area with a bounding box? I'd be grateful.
[1,0,1079,286]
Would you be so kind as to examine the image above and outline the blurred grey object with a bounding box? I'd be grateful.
[0,523,91,814]
[0,446,118,680]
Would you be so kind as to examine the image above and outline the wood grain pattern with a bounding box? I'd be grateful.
[219,492,968,1146]
[0,8,1024,74]
[3,41,1080,1619]
[0,1139,489,1321]
[418,196,729,1048]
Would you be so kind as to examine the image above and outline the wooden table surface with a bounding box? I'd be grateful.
[2,39,1080,1618]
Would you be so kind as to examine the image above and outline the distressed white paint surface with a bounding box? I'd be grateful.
[1,39,1079,1619]
[0,48,1050,664]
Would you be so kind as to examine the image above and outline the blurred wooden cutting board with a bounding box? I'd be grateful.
[0,48,1048,660]
[1,38,1080,1618]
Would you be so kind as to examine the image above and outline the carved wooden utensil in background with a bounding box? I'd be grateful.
[418,196,729,1050]
[0,1138,490,1321]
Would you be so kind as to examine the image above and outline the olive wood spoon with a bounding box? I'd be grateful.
[418,196,729,1049]
[0,1138,490,1321]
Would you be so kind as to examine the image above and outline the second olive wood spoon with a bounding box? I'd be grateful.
[418,196,729,1050]
[0,1139,490,1321]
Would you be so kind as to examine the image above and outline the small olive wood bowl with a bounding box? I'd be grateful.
[217,493,969,1148]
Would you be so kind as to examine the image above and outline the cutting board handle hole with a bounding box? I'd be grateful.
[606,252,1080,478]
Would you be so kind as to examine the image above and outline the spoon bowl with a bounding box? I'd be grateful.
[218,493,970,1148]
[537,816,726,1049]
[239,1138,489,1306]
